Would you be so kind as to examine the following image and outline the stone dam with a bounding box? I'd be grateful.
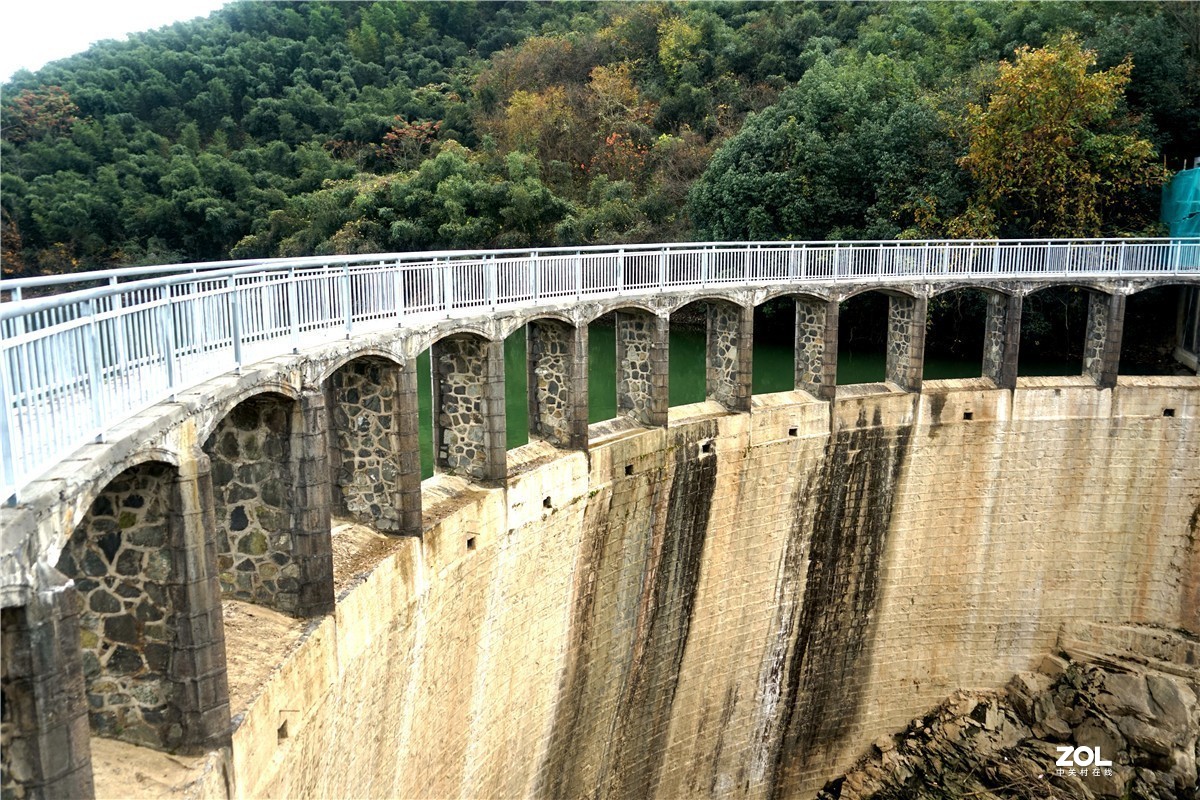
[1,240,1198,799]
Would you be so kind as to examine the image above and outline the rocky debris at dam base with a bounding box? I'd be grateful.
[820,625,1199,800]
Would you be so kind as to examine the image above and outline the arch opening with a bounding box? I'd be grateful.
[668,300,714,409]
[752,297,797,395]
[924,288,992,380]
[587,312,618,424]
[837,291,890,386]
[54,461,190,751]
[1017,287,1089,377]
[1122,285,1198,376]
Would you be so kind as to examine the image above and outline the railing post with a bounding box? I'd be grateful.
[0,352,16,504]
[659,249,667,288]
[744,246,752,283]
[83,299,105,439]
[1171,238,1182,273]
[228,275,243,370]
[617,248,625,293]
[393,261,406,322]
[158,286,179,399]
[991,241,1001,274]
[288,267,300,352]
[486,255,497,308]
[574,251,582,300]
[701,247,710,287]
[531,251,539,301]
[108,276,129,375]
[342,263,353,336]
[442,258,454,314]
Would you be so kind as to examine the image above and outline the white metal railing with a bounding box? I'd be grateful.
[1,237,1198,502]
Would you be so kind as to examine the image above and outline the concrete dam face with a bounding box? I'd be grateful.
[215,380,1196,799]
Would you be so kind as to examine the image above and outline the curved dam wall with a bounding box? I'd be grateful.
[226,379,1198,800]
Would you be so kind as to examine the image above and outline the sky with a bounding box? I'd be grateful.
[1,0,231,83]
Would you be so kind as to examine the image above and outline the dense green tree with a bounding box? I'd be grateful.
[687,54,960,241]
[0,0,1191,276]
[952,34,1169,238]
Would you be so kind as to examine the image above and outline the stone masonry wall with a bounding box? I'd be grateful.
[884,295,926,391]
[616,310,667,426]
[432,335,494,479]
[204,395,300,614]
[160,381,1200,800]
[795,298,838,399]
[706,302,751,411]
[981,292,1020,388]
[327,359,404,532]
[527,320,574,447]
[1,585,93,800]
[1084,292,1126,387]
[54,463,186,751]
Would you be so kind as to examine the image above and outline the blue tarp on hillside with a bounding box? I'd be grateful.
[1162,167,1200,237]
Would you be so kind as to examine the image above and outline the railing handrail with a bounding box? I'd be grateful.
[2,236,1198,503]
[1,235,1192,297]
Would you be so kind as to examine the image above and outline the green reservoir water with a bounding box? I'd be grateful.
[415,325,1079,478]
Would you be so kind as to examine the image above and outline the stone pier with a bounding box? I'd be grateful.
[52,459,230,754]
[432,335,507,482]
[1083,291,1126,388]
[705,302,753,412]
[293,391,336,614]
[615,310,669,427]
[527,320,588,450]
[204,394,315,616]
[327,358,421,537]
[795,297,839,400]
[885,293,927,391]
[982,292,1022,389]
[1,574,94,799]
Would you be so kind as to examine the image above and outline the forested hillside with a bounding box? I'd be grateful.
[2,1,1197,277]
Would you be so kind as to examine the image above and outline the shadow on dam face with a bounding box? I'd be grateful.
[539,419,721,799]
[763,407,911,799]
[534,404,915,800]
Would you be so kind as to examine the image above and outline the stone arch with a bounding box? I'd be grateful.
[594,305,670,427]
[46,448,184,566]
[838,285,922,302]
[663,291,745,316]
[54,458,229,753]
[1019,280,1117,297]
[580,299,660,327]
[428,323,498,349]
[324,354,421,535]
[195,382,302,447]
[928,283,1014,299]
[202,391,314,615]
[1122,281,1200,375]
[923,285,1021,386]
[313,347,405,387]
[837,288,927,391]
[755,287,832,308]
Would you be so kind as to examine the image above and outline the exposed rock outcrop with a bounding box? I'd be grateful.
[820,625,1199,800]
